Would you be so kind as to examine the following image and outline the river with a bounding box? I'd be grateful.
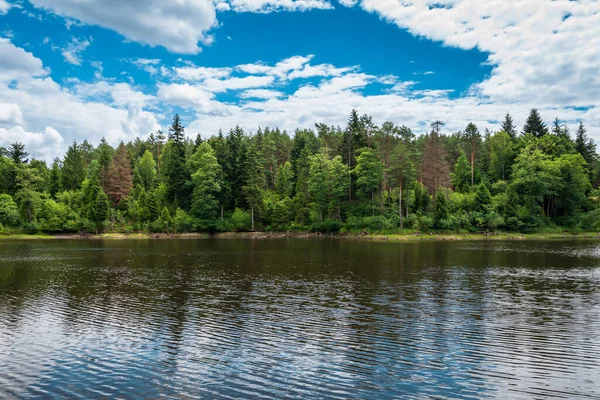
[1,239,599,399]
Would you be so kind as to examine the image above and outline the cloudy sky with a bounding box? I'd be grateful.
[0,0,598,160]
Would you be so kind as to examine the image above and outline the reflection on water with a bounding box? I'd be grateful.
[1,239,599,399]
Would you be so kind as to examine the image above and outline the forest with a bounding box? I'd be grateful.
[1,109,600,235]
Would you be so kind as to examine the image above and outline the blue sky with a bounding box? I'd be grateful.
[0,0,597,160]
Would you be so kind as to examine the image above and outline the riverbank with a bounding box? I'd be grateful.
[1,231,600,241]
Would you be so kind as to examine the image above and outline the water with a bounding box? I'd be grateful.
[1,239,599,399]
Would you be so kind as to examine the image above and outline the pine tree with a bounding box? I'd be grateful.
[575,122,596,165]
[475,182,492,213]
[523,109,548,138]
[434,189,449,229]
[104,142,133,206]
[49,158,62,198]
[388,141,415,228]
[421,125,451,193]
[82,178,109,233]
[501,113,517,140]
[340,109,368,200]
[275,161,294,199]
[242,143,266,230]
[451,153,471,193]
[190,142,222,223]
[165,114,191,209]
[61,141,86,191]
[194,133,203,150]
[464,122,481,186]
[9,142,28,165]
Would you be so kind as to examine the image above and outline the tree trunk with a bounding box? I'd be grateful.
[251,205,255,231]
[399,184,403,230]
[157,144,161,176]
[348,145,352,202]
[221,204,224,220]
[471,150,475,187]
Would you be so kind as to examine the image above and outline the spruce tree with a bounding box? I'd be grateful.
[523,109,548,138]
[165,114,191,209]
[501,113,517,140]
[340,109,368,201]
[61,141,86,191]
[575,121,596,165]
[9,142,28,165]
[49,158,62,198]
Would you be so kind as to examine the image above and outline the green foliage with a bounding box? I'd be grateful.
[62,141,87,191]
[523,109,549,138]
[434,189,450,229]
[0,194,20,227]
[229,208,251,231]
[190,142,222,223]
[136,150,157,191]
[355,147,383,200]
[2,112,599,236]
[490,130,514,181]
[275,161,294,199]
[451,153,471,193]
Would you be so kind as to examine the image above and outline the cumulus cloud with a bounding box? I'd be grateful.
[157,83,215,111]
[0,38,47,81]
[29,0,218,54]
[344,0,600,107]
[75,81,155,109]
[0,126,65,161]
[0,39,159,157]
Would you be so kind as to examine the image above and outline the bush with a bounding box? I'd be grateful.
[172,208,195,233]
[310,219,342,233]
[22,221,40,234]
[229,208,251,231]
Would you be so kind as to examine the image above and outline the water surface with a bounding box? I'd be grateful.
[1,239,599,399]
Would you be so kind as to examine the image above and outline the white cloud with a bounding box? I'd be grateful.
[202,75,274,92]
[130,58,161,75]
[174,66,232,81]
[0,38,47,81]
[344,0,600,107]
[0,103,24,125]
[61,37,91,66]
[29,0,218,54]
[0,0,11,15]
[0,126,65,161]
[225,0,333,12]
[0,39,159,157]
[75,81,155,109]
[157,83,215,111]
[240,89,283,99]
[237,55,313,77]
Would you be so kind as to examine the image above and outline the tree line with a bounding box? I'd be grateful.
[1,109,600,235]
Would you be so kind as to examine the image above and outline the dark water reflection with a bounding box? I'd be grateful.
[1,239,599,399]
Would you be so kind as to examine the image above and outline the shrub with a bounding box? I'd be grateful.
[230,208,251,232]
[310,219,342,233]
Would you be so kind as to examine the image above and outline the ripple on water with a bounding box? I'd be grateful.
[0,239,599,399]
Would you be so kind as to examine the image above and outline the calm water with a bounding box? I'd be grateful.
[1,239,600,399]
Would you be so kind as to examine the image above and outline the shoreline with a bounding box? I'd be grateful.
[1,231,600,241]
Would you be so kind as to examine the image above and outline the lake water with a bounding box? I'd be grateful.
[1,239,599,399]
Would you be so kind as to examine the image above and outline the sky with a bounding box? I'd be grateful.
[0,0,598,160]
